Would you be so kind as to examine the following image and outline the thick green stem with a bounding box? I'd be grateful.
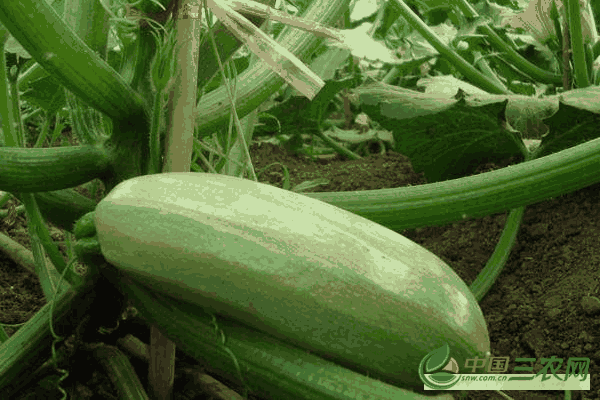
[566,0,591,87]
[195,0,350,136]
[93,345,149,399]
[303,137,600,231]
[0,0,145,122]
[0,285,97,396]
[0,146,111,193]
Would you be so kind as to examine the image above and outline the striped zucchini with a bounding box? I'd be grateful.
[94,172,490,389]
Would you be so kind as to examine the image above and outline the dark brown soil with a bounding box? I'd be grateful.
[1,141,597,400]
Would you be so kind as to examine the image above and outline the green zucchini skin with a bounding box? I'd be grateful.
[95,172,490,389]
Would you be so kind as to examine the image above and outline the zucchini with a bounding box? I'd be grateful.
[74,211,97,239]
[94,172,490,389]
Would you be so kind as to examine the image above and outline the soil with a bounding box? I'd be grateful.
[1,141,598,400]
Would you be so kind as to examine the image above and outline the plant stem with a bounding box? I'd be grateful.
[149,1,202,398]
[566,0,591,87]
[0,28,19,148]
[148,326,176,400]
[454,0,563,85]
[469,206,525,301]
[163,0,201,174]
[390,0,508,94]
[303,136,600,231]
[0,146,111,192]
[0,0,146,122]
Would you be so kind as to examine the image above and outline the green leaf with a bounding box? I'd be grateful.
[307,77,359,124]
[535,106,600,158]
[359,83,524,182]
